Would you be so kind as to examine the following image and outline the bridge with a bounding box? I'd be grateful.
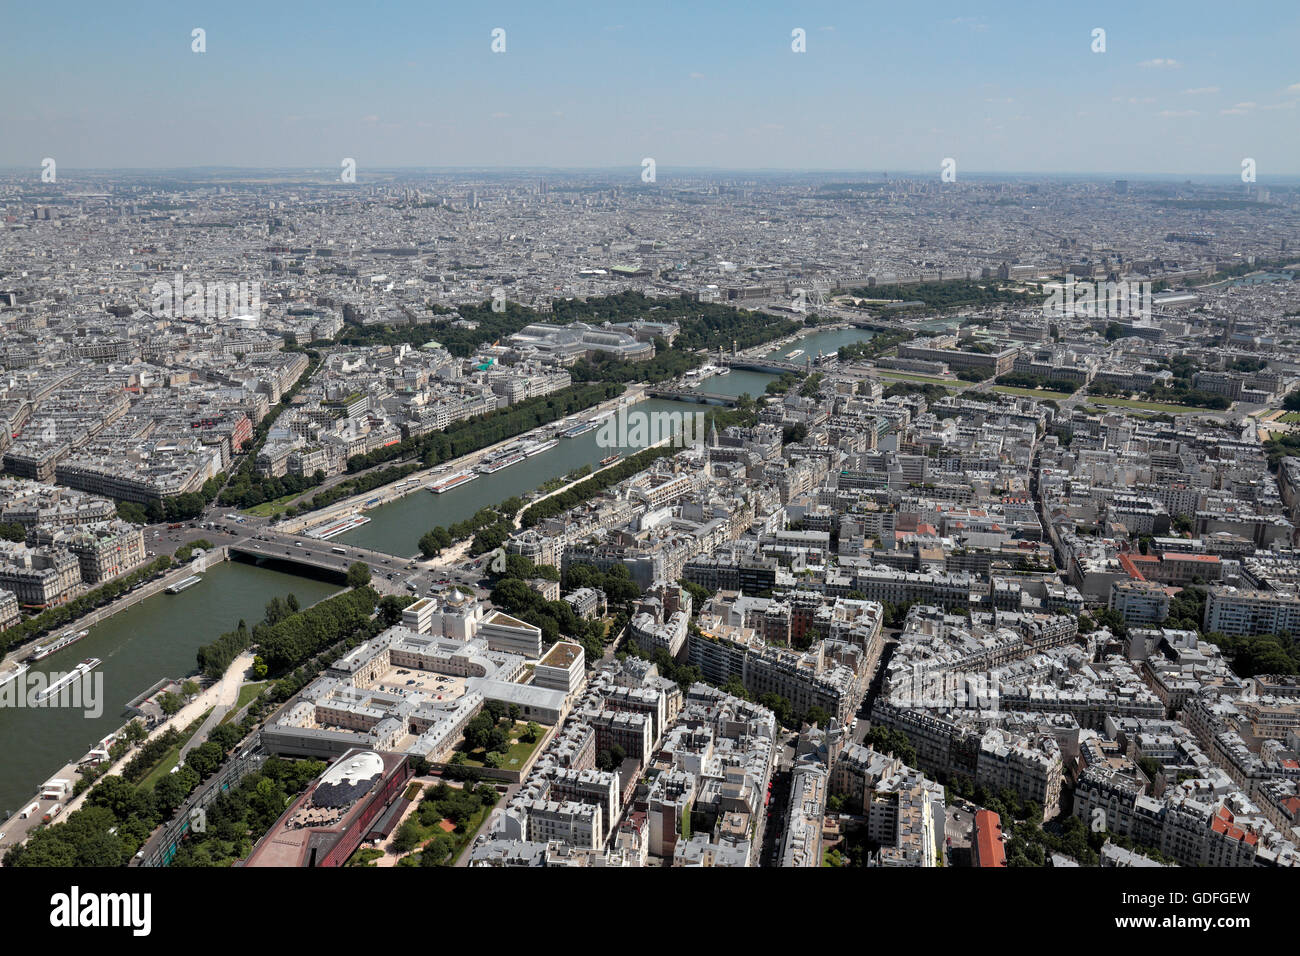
[646,387,740,406]
[720,356,812,375]
[228,531,416,594]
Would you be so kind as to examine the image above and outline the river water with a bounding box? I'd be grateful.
[0,560,339,817]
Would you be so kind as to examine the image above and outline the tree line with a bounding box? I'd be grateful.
[196,585,377,679]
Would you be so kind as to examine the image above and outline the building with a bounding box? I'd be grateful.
[533,641,586,696]
[973,809,1007,867]
[1110,579,1172,626]
[479,610,544,659]
[241,749,414,867]
[1205,586,1300,637]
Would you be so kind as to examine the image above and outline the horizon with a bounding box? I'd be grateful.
[8,165,1300,182]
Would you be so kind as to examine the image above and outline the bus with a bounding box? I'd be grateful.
[331,546,347,554]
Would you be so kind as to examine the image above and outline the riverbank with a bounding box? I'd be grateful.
[0,547,231,679]
[293,321,851,540]
[0,648,257,857]
[0,559,340,823]
[280,383,650,537]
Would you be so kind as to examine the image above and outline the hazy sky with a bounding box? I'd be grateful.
[3,0,1299,175]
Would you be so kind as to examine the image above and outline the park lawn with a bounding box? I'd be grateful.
[462,721,545,771]
[1279,411,1300,423]
[991,385,1074,400]
[241,492,302,518]
[220,681,269,724]
[139,707,213,790]
[387,789,495,866]
[1087,396,1207,414]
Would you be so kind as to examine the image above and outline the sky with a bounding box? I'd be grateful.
[2,0,1299,176]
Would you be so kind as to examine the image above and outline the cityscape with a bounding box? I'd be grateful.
[0,0,1297,930]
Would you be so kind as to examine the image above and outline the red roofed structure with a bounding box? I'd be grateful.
[973,809,1007,867]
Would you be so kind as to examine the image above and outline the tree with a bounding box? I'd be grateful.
[419,526,452,557]
[378,595,410,627]
[346,562,372,589]
[392,817,422,855]
[805,705,831,728]
[522,721,542,743]
[864,726,917,767]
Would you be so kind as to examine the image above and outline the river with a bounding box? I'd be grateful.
[337,326,883,556]
[0,560,339,817]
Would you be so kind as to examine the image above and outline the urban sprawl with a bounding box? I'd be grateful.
[2,169,1300,870]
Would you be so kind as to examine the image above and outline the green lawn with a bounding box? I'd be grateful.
[991,385,1074,400]
[220,681,269,724]
[139,707,213,790]
[462,721,545,771]
[241,492,302,517]
[1087,396,1208,414]
[1279,411,1300,423]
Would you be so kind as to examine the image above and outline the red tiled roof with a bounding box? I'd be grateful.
[974,809,1006,868]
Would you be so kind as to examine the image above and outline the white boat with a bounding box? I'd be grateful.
[523,438,559,457]
[165,574,203,594]
[477,452,525,475]
[428,470,478,494]
[786,348,804,359]
[28,629,91,662]
[35,658,100,703]
[309,514,371,539]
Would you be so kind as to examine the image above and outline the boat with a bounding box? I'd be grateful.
[28,629,91,662]
[786,348,805,359]
[599,453,621,467]
[0,660,29,690]
[35,658,101,703]
[165,574,203,594]
[308,514,371,539]
[522,438,559,457]
[428,470,478,494]
[562,420,597,438]
[477,452,525,475]
[715,366,730,375]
